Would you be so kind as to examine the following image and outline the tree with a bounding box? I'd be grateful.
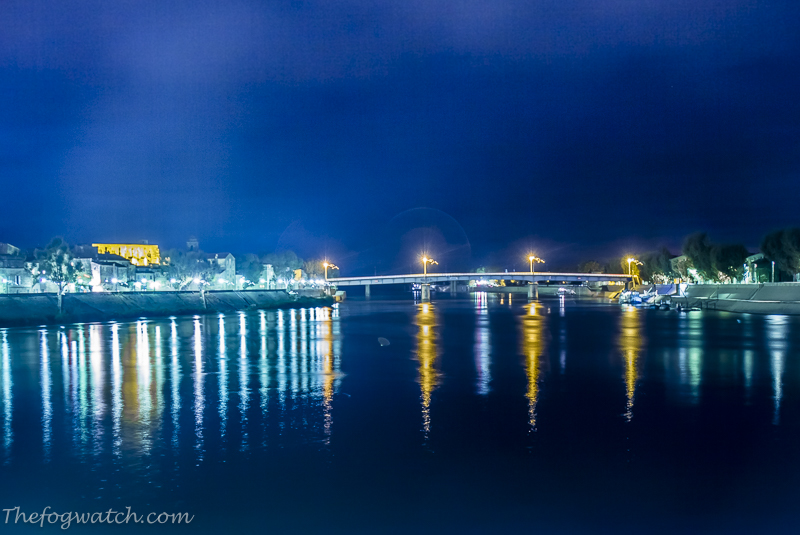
[683,233,748,282]
[35,238,84,314]
[579,261,604,273]
[639,247,674,284]
[236,253,264,287]
[683,233,716,281]
[761,228,800,276]
[261,251,303,285]
[163,248,213,289]
[711,243,748,281]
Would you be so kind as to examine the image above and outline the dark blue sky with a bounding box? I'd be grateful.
[2,0,799,272]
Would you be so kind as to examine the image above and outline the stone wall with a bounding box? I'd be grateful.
[673,283,800,314]
[0,289,331,327]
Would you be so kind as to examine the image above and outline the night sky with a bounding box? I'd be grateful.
[2,0,799,273]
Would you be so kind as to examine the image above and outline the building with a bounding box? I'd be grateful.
[206,253,236,289]
[93,243,161,266]
[0,243,20,256]
[93,254,135,291]
[0,253,33,294]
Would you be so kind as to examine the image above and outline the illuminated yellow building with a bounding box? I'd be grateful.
[93,243,161,266]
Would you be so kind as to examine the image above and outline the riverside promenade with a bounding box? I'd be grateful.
[673,283,800,314]
[0,289,332,327]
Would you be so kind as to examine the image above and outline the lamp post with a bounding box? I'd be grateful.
[422,256,438,279]
[323,261,338,281]
[528,255,544,274]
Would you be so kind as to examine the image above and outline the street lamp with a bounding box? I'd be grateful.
[323,261,338,281]
[528,254,544,274]
[626,257,642,275]
[422,256,438,279]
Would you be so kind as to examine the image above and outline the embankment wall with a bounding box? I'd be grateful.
[0,290,331,327]
[673,283,800,315]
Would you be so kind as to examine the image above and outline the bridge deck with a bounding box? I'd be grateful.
[328,272,630,287]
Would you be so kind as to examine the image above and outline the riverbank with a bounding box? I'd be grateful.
[0,289,334,327]
[672,283,800,315]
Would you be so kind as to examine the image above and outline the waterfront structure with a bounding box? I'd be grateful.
[93,243,161,266]
[206,253,236,289]
[331,271,632,301]
[0,252,33,294]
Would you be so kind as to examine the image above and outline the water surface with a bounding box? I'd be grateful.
[1,296,799,533]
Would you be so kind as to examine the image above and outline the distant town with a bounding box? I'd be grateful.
[1,228,799,295]
[0,236,333,295]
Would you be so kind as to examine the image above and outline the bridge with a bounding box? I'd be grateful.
[328,272,632,300]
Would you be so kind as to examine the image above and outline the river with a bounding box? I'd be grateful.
[0,295,798,533]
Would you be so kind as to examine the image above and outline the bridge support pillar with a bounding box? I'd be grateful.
[364,284,371,299]
[421,283,431,302]
[449,280,457,294]
[528,282,538,300]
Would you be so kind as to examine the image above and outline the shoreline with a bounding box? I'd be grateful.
[0,289,334,328]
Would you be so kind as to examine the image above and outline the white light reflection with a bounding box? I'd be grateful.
[277,310,287,411]
[677,312,702,404]
[154,325,164,426]
[259,311,269,447]
[474,292,491,395]
[136,321,152,454]
[193,317,204,459]
[766,316,788,425]
[239,312,249,451]
[170,319,180,450]
[290,309,299,398]
[88,325,104,454]
[77,327,88,446]
[40,330,52,461]
[2,331,12,461]
[110,324,122,457]
[743,350,754,402]
[218,315,228,439]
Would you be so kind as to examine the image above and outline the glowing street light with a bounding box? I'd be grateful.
[422,256,438,278]
[528,254,544,274]
[627,257,642,275]
[323,261,338,281]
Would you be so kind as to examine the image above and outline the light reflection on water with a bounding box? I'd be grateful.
[521,302,547,430]
[2,330,11,463]
[619,305,643,421]
[0,303,795,462]
[415,302,438,441]
[0,299,798,532]
[474,292,491,395]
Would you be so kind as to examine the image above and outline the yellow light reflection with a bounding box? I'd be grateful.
[415,303,439,439]
[321,307,334,443]
[521,303,547,429]
[618,306,643,421]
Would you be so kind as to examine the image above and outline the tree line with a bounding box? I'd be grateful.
[579,228,800,284]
